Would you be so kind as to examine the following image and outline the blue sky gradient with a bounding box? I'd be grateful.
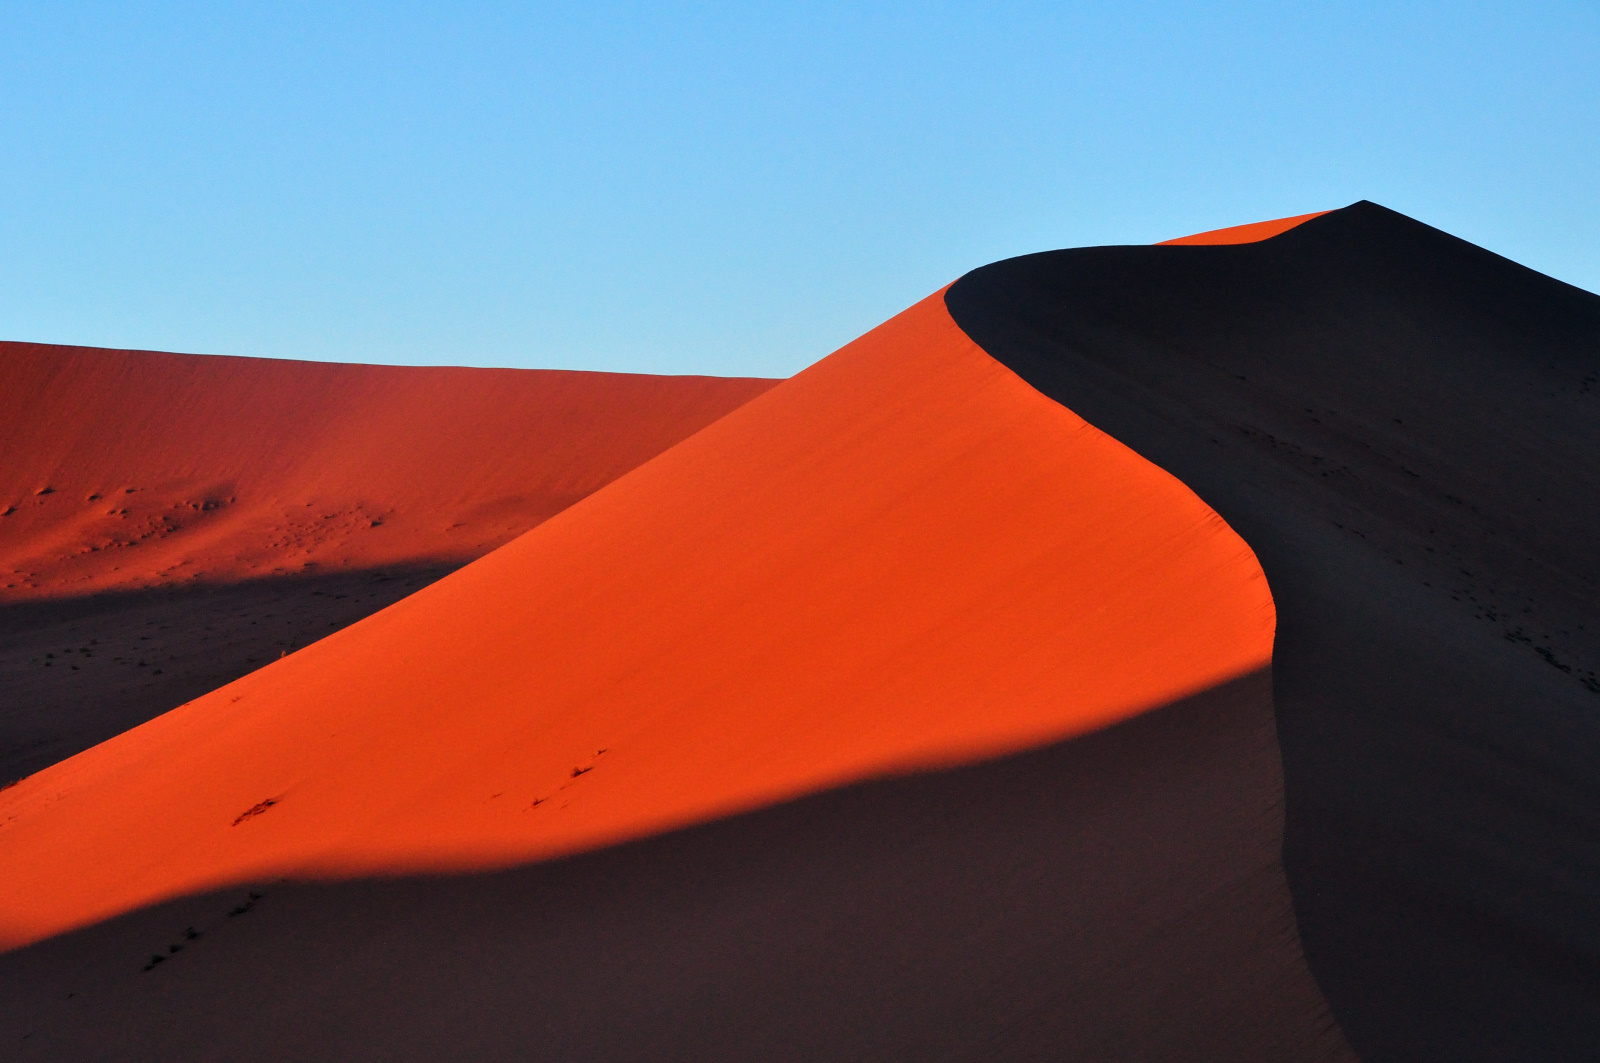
[2,2,1596,376]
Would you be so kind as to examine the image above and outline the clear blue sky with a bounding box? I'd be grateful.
[3,2,1596,378]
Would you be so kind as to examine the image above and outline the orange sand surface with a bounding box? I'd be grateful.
[1159,211,1329,246]
[0,294,1274,949]
[0,342,776,601]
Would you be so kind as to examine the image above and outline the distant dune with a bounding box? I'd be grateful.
[0,346,774,778]
[0,345,780,596]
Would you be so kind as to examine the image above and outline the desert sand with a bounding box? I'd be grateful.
[11,202,1586,1060]
[0,345,774,780]
[948,201,1600,1060]
[0,290,1350,1058]
[1156,210,1329,246]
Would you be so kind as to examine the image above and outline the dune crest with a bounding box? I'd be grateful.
[0,290,1274,948]
[1159,210,1329,245]
[948,200,1600,1060]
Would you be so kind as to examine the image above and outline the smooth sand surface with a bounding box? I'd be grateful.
[0,290,1272,942]
[948,201,1600,1061]
[1,345,774,778]
[0,673,1350,1062]
[0,292,1351,1059]
[0,344,777,600]
[0,565,460,782]
[1158,210,1329,246]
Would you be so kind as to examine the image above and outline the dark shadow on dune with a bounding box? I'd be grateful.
[0,670,1350,1062]
[946,202,1600,1060]
[0,564,464,782]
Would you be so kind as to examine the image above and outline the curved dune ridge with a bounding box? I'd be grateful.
[948,201,1600,1061]
[1157,210,1329,246]
[0,287,1359,1060]
[0,290,1273,942]
[0,346,776,781]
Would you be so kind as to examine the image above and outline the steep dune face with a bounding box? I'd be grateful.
[947,201,1600,1061]
[0,294,1350,1059]
[0,344,775,779]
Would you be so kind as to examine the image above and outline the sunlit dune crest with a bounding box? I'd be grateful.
[1158,210,1329,246]
[0,291,1273,949]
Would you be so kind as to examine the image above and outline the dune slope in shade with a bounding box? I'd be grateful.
[0,345,775,779]
[947,201,1600,1061]
[0,292,1350,1058]
[0,673,1352,1062]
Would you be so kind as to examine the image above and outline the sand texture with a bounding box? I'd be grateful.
[947,201,1600,1060]
[0,346,774,779]
[0,293,1349,1058]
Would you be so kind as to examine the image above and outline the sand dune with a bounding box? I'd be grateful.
[0,345,774,778]
[1156,210,1328,246]
[0,291,1273,936]
[0,674,1349,1062]
[0,292,1349,1058]
[948,201,1600,1060]
[10,202,1576,1060]
[0,344,775,599]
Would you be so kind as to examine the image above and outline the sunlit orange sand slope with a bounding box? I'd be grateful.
[0,291,1273,949]
[1159,210,1329,246]
[0,342,776,600]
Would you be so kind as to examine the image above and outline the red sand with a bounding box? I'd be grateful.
[0,342,776,601]
[0,292,1274,949]
[1159,210,1329,246]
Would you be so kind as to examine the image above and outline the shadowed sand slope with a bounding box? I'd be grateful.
[0,566,457,783]
[0,673,1351,1063]
[0,293,1351,1059]
[0,345,775,778]
[946,201,1600,1061]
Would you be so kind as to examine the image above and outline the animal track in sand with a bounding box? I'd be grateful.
[231,799,278,826]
